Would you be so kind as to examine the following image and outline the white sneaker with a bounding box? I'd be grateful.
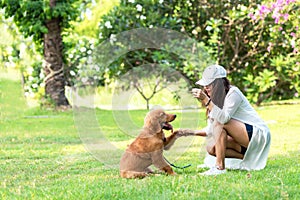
[200,166,226,176]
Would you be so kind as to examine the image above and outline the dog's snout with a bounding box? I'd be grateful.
[165,113,176,122]
[169,114,176,122]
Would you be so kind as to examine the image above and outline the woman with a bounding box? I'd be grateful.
[192,64,271,175]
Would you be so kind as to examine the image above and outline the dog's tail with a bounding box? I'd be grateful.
[120,170,148,179]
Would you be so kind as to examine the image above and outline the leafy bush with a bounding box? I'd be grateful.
[7,0,299,105]
[95,0,300,105]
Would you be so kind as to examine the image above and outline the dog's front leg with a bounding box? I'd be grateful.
[163,132,177,150]
[151,150,176,175]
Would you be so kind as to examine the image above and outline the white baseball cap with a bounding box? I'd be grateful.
[196,64,227,86]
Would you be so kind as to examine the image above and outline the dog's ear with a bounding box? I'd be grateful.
[143,113,162,133]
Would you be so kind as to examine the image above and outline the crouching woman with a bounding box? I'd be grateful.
[192,64,271,175]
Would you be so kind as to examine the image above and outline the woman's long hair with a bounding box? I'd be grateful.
[204,77,230,111]
[211,77,230,108]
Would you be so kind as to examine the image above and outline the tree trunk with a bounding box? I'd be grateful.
[146,99,149,110]
[43,0,70,108]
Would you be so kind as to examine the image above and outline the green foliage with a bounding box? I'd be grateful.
[64,35,96,86]
[95,0,300,105]
[22,61,44,98]
[244,69,277,104]
[0,0,82,51]
[246,0,300,103]
[94,0,214,89]
[73,0,119,37]
[1,0,120,100]
[0,0,93,103]
[2,0,299,105]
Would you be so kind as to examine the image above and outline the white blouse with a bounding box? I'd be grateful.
[202,86,271,170]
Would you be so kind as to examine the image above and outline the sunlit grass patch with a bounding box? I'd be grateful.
[1,73,300,199]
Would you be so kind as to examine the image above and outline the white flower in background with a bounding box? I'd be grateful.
[110,34,117,44]
[32,83,38,88]
[89,42,95,50]
[205,26,213,31]
[140,15,146,20]
[81,77,88,83]
[80,47,86,52]
[149,25,153,28]
[291,40,295,48]
[187,0,192,6]
[70,70,76,76]
[87,57,93,65]
[136,4,143,12]
[24,86,30,91]
[27,67,34,75]
[39,72,45,79]
[69,54,74,58]
[19,43,27,58]
[104,21,112,29]
[128,0,135,3]
[159,0,164,4]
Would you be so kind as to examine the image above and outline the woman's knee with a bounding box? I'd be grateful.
[206,145,216,156]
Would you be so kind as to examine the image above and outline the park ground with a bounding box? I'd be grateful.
[0,69,299,199]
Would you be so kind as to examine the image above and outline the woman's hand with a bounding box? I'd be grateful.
[192,88,209,101]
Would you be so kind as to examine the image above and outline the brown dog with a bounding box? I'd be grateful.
[119,109,194,178]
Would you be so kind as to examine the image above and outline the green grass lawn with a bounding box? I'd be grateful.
[0,69,299,199]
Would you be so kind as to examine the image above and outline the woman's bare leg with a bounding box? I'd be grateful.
[207,119,249,169]
[208,136,244,159]
[215,129,226,169]
[226,136,244,159]
[223,119,250,148]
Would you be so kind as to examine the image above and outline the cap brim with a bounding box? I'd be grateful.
[195,78,212,86]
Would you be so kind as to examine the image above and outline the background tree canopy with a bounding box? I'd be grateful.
[0,0,88,107]
[95,0,299,105]
[1,0,299,107]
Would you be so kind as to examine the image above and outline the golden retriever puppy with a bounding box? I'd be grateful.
[120,109,194,179]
